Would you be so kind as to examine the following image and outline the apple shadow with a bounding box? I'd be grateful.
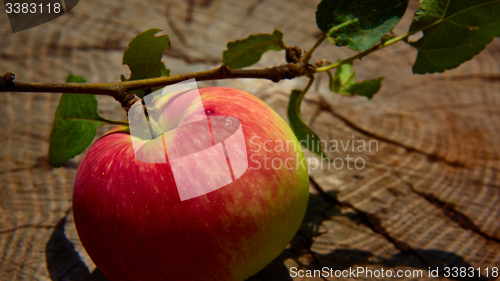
[46,193,482,281]
[45,210,108,281]
[245,192,488,281]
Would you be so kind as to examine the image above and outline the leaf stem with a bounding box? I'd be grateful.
[297,76,315,113]
[301,76,315,99]
[101,118,129,126]
[301,33,327,63]
[316,33,410,72]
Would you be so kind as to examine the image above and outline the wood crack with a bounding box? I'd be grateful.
[308,177,431,269]
[165,48,220,65]
[321,106,468,169]
[0,165,43,175]
[165,5,189,47]
[0,224,55,235]
[393,173,500,244]
[246,0,265,16]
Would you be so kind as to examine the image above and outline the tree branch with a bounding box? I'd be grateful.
[121,64,311,91]
[0,63,314,113]
[0,80,121,96]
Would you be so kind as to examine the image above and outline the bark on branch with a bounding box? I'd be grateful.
[0,62,314,113]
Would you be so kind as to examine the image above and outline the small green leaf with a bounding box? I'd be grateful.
[121,29,171,97]
[329,63,384,99]
[316,0,409,51]
[332,63,356,93]
[409,0,500,74]
[222,28,285,69]
[287,89,329,158]
[349,78,385,99]
[49,75,106,168]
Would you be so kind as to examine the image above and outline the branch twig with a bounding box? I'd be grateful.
[0,63,314,112]
[301,33,327,64]
[0,64,311,94]
[315,32,411,72]
[0,29,411,114]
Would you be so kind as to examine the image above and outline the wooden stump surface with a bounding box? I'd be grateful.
[0,0,499,280]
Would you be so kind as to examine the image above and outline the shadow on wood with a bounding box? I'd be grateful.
[45,193,483,281]
[46,210,109,281]
[246,193,487,281]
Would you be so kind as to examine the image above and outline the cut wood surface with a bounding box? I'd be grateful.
[0,0,499,280]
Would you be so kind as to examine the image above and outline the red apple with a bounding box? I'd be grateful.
[73,86,309,281]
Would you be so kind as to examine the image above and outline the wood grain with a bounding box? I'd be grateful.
[0,0,499,280]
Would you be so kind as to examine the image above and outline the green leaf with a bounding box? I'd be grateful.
[316,0,409,51]
[349,78,385,99]
[49,75,106,168]
[121,29,171,97]
[332,63,356,92]
[329,63,384,99]
[287,89,329,158]
[409,0,500,74]
[222,28,285,69]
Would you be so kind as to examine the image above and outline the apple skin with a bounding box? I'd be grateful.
[73,87,309,281]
